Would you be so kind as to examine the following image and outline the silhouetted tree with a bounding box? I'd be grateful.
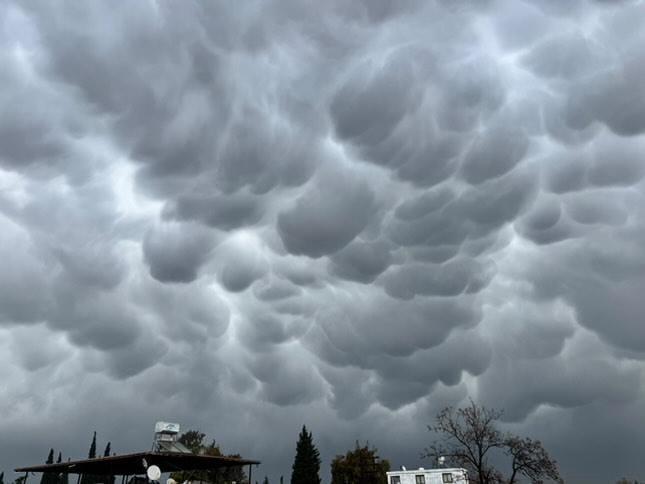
[216,453,247,484]
[55,452,65,484]
[330,442,390,484]
[177,430,206,454]
[290,426,321,484]
[170,432,213,484]
[88,432,97,459]
[81,432,99,484]
[170,430,247,484]
[424,401,562,484]
[0,471,5,484]
[103,442,116,484]
[424,401,505,484]
[506,436,561,484]
[40,449,58,484]
[262,477,269,484]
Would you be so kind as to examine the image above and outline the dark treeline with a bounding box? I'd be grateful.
[10,432,113,484]
[12,403,642,484]
[168,430,247,484]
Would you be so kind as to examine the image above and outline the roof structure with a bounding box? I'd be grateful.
[15,452,260,476]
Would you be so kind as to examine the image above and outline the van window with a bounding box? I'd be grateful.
[390,477,401,484]
[415,475,426,484]
[442,473,454,483]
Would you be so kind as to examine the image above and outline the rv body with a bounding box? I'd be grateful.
[386,467,468,484]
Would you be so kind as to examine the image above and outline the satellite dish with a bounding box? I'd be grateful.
[401,466,407,471]
[438,456,446,467]
[147,465,162,481]
[167,479,177,484]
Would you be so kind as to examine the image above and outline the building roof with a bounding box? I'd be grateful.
[15,452,260,476]
[386,468,467,475]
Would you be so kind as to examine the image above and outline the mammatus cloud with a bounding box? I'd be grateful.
[2,0,645,483]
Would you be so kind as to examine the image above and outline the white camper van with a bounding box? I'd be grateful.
[386,467,468,484]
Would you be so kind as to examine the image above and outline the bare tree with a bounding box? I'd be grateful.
[505,436,562,484]
[424,401,562,484]
[423,400,505,484]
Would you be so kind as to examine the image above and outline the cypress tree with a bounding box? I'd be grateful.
[55,452,63,484]
[104,442,115,484]
[290,425,321,484]
[262,478,269,484]
[82,432,98,484]
[88,432,97,459]
[1,471,4,484]
[41,449,56,484]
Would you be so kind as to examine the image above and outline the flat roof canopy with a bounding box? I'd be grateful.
[15,452,260,476]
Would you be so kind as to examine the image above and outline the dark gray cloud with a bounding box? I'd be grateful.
[277,166,376,258]
[143,222,216,283]
[163,192,263,230]
[460,125,529,184]
[2,1,645,483]
[328,239,393,283]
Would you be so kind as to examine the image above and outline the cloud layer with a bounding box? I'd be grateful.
[2,1,645,482]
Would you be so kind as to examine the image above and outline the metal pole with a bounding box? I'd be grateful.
[76,474,81,484]
[248,464,252,484]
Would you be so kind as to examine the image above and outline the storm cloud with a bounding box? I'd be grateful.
[2,1,645,483]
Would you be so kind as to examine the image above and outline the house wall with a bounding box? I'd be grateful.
[386,469,468,484]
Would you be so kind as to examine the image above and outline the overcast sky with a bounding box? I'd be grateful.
[1,0,645,483]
